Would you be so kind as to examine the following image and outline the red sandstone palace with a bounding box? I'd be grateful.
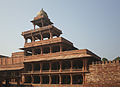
[0,9,119,87]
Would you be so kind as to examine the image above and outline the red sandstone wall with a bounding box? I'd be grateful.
[86,60,120,87]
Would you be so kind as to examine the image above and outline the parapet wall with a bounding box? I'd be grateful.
[85,60,120,87]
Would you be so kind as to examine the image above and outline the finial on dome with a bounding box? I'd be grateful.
[37,8,48,17]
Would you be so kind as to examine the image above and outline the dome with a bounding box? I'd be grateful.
[37,8,48,17]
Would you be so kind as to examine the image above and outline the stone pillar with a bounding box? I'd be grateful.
[82,73,85,85]
[22,75,25,83]
[32,63,34,73]
[50,46,52,53]
[82,59,85,71]
[49,30,53,39]
[49,62,51,72]
[59,61,62,72]
[41,47,43,54]
[25,38,27,43]
[49,75,51,84]
[40,63,42,73]
[59,74,61,84]
[40,32,43,40]
[32,48,35,55]
[34,24,35,30]
[70,74,72,85]
[60,44,62,52]
[70,60,73,71]
[31,75,34,84]
[40,75,42,84]
[32,34,35,42]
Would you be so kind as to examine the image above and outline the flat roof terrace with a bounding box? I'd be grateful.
[24,49,101,63]
[21,37,73,49]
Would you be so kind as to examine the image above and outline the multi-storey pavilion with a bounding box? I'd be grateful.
[0,9,101,87]
[20,9,100,86]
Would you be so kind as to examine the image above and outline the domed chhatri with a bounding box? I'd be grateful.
[37,8,48,17]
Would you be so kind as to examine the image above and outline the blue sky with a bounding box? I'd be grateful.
[0,0,120,60]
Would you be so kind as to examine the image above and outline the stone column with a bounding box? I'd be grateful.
[82,59,85,71]
[40,32,43,40]
[49,30,53,39]
[32,48,35,55]
[32,34,35,42]
[82,73,85,85]
[60,44,62,52]
[70,60,73,71]
[70,74,72,85]
[31,75,34,84]
[59,61,62,72]
[25,38,27,43]
[22,75,25,84]
[50,46,52,53]
[49,75,51,84]
[34,24,35,30]
[49,62,51,72]
[40,47,43,54]
[59,74,61,84]
[40,63,42,73]
[40,75,42,84]
[32,63,34,73]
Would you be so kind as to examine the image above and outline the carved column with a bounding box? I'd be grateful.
[60,44,62,52]
[34,24,35,30]
[49,62,51,72]
[59,74,61,84]
[70,74,72,85]
[31,75,34,84]
[32,48,35,55]
[59,61,62,72]
[40,47,43,54]
[31,34,35,42]
[50,46,52,53]
[49,75,51,84]
[22,75,25,83]
[40,32,43,40]
[40,75,42,84]
[40,63,42,73]
[49,30,53,39]
[82,73,85,85]
[70,60,73,71]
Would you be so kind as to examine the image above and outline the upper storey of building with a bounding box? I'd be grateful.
[21,9,77,53]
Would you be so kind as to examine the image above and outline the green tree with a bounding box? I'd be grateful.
[102,58,108,61]
[113,56,120,61]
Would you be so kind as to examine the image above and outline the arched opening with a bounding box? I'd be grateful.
[51,75,59,84]
[43,33,50,40]
[25,75,32,83]
[42,62,49,71]
[72,74,83,84]
[43,47,50,54]
[73,60,83,70]
[25,63,32,72]
[42,75,49,84]
[62,60,71,71]
[33,63,40,71]
[27,38,32,43]
[52,45,60,53]
[51,62,60,71]
[33,75,40,84]
[61,75,70,84]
